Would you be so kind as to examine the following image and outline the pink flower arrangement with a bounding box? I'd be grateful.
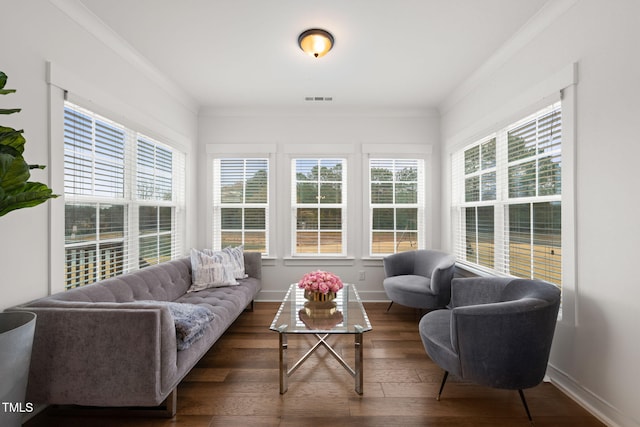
[298,270,344,294]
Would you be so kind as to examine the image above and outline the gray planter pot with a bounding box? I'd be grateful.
[0,311,36,427]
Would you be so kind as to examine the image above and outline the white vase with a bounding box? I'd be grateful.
[0,311,36,427]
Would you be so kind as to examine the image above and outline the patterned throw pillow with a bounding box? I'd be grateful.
[223,245,246,279]
[188,248,238,292]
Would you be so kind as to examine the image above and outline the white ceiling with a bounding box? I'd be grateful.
[79,0,550,110]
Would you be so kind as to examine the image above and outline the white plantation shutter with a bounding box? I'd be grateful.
[212,158,269,254]
[452,102,562,287]
[63,102,186,289]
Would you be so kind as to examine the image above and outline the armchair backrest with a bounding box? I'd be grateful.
[383,250,454,277]
[382,250,416,277]
[413,250,455,278]
[451,278,560,390]
[416,251,455,297]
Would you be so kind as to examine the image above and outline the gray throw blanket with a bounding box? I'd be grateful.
[139,301,215,350]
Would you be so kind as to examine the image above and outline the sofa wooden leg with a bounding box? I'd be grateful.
[164,388,177,418]
[245,300,255,312]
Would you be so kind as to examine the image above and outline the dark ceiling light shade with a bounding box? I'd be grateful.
[298,28,334,58]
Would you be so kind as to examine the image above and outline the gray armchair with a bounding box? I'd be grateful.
[382,250,455,311]
[419,276,561,422]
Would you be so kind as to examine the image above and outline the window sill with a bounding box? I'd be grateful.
[361,257,384,267]
[259,256,278,267]
[283,257,355,267]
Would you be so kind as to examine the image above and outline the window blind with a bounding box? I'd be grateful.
[291,158,346,256]
[64,106,125,197]
[137,138,173,201]
[213,158,269,254]
[452,103,562,287]
[63,102,186,289]
[369,158,425,256]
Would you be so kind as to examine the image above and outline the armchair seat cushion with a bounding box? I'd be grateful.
[419,310,461,376]
[384,275,432,295]
[384,275,437,309]
[382,250,455,310]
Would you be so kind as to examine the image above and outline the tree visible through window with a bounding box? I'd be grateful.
[452,103,562,287]
[463,138,496,268]
[63,103,185,289]
[213,158,269,254]
[369,159,424,256]
[292,159,346,255]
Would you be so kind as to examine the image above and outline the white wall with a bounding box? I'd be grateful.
[198,107,440,300]
[5,0,635,424]
[0,0,198,310]
[440,1,640,425]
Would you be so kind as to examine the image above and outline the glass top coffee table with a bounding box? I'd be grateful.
[269,283,372,394]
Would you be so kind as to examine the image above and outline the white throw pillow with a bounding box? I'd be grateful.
[188,248,238,292]
[222,245,246,279]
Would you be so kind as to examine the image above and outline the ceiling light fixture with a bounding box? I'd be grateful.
[298,28,334,58]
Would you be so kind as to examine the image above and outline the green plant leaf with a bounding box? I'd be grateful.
[0,181,58,217]
[0,126,26,153]
[0,152,31,193]
[0,70,58,218]
[0,144,21,157]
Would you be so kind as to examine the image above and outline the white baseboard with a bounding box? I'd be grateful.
[547,364,636,427]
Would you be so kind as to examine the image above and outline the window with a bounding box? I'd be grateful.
[461,138,496,268]
[212,158,269,254]
[452,103,562,286]
[369,159,425,256]
[292,158,346,256]
[63,102,185,289]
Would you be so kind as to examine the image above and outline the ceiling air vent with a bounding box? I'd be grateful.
[305,96,333,102]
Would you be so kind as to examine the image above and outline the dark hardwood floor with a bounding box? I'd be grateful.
[26,302,604,427]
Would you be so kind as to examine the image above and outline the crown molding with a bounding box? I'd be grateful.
[50,0,199,113]
[198,105,439,118]
[439,0,579,115]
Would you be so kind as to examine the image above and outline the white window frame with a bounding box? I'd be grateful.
[453,102,562,282]
[291,157,347,257]
[212,157,270,255]
[206,144,276,258]
[368,158,426,257]
[47,63,192,295]
[62,102,186,289]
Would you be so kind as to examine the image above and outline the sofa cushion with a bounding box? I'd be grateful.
[189,248,238,292]
[31,257,193,304]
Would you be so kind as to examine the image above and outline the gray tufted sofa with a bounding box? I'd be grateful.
[10,252,261,415]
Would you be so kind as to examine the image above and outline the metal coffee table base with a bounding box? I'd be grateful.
[277,325,365,395]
